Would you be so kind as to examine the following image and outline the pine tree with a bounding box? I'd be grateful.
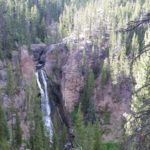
[100,59,110,86]
[93,121,102,150]
[6,62,15,98]
[74,105,85,149]
[81,69,95,122]
[0,97,9,150]
[14,111,22,148]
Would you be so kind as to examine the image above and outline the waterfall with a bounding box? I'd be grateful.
[35,69,53,144]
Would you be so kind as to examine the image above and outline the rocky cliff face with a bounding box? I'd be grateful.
[0,40,132,142]
[95,77,132,141]
[19,41,132,141]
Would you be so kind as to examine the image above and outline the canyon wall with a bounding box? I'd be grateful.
[0,41,132,142]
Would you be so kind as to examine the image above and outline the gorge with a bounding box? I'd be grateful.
[0,0,150,150]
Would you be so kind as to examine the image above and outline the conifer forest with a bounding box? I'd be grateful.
[0,0,150,150]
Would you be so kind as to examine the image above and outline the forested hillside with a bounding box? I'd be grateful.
[0,0,150,150]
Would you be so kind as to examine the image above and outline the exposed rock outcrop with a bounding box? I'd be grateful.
[20,46,35,82]
[61,48,84,111]
[95,76,132,141]
[18,41,132,142]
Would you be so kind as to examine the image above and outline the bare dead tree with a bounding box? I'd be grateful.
[120,12,150,150]
[130,43,150,96]
[117,12,150,32]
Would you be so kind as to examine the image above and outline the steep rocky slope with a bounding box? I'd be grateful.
[0,40,132,145]
[11,40,132,142]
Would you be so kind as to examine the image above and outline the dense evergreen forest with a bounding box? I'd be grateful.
[0,0,150,150]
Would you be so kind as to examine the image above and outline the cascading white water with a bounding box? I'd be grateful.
[35,69,53,144]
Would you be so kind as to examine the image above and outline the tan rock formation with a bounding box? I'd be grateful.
[20,46,35,82]
[19,42,132,141]
[95,77,132,141]
[45,43,84,112]
[61,49,84,112]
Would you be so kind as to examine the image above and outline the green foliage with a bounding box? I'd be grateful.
[81,69,96,122]
[100,59,110,86]
[6,60,21,98]
[0,139,10,150]
[51,125,67,150]
[33,123,45,150]
[74,106,86,147]
[0,0,70,56]
[24,77,51,150]
[131,33,139,56]
[73,106,120,150]
[1,0,150,149]
[14,111,22,148]
[102,112,111,125]
[93,121,102,150]
[6,62,15,97]
[124,51,150,149]
[101,142,121,150]
[27,83,45,149]
[74,106,95,150]
[0,97,9,150]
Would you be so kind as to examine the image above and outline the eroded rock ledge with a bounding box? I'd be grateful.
[14,41,132,141]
